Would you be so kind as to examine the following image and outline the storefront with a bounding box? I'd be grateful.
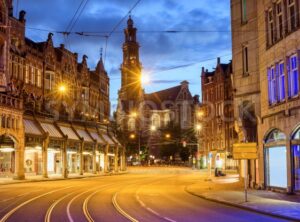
[47,148,62,174]
[24,146,42,175]
[39,121,65,176]
[88,128,106,172]
[291,128,300,192]
[58,124,81,174]
[67,147,80,173]
[0,135,15,177]
[83,150,93,173]
[102,133,116,171]
[75,128,95,173]
[264,129,288,189]
[24,119,44,176]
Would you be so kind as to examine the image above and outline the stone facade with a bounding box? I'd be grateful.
[231,0,260,186]
[231,0,300,193]
[257,0,300,193]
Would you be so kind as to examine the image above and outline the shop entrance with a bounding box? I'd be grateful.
[0,135,16,177]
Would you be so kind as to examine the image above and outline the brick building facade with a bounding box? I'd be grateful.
[200,58,237,170]
[0,1,124,179]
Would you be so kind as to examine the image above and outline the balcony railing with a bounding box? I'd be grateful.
[0,93,23,110]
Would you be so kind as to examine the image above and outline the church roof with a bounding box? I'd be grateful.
[145,84,192,110]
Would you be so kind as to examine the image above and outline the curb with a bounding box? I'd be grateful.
[184,186,300,222]
[0,171,128,186]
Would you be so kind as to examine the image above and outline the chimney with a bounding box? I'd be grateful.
[60,44,65,49]
[217,57,221,65]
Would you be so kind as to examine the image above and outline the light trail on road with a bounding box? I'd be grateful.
[0,168,290,222]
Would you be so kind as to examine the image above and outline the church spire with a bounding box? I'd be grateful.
[96,48,105,73]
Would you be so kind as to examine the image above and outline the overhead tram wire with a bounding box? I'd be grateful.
[110,53,232,81]
[65,0,86,33]
[63,0,89,50]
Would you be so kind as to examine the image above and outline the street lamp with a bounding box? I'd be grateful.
[58,84,67,94]
[131,111,138,118]
[197,110,204,118]
[196,124,202,131]
[165,133,171,139]
[129,133,136,139]
[150,125,156,131]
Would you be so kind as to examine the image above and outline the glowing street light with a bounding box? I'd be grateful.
[150,125,156,131]
[165,133,171,139]
[131,112,138,118]
[197,111,204,118]
[129,133,136,139]
[196,124,202,131]
[58,84,67,94]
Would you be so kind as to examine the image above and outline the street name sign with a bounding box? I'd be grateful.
[233,143,258,160]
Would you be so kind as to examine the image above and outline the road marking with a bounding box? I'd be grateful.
[67,183,114,222]
[135,177,178,222]
[146,207,160,216]
[164,217,177,222]
[112,192,139,222]
[67,189,94,222]
[44,192,75,222]
[0,186,73,222]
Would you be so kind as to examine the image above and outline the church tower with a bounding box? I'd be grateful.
[119,16,143,101]
[117,16,143,130]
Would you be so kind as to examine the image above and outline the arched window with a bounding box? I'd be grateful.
[151,114,160,128]
[128,118,135,131]
[164,113,170,127]
[265,129,286,144]
[291,127,300,191]
[264,129,287,188]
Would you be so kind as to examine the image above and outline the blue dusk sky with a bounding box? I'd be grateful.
[14,0,232,111]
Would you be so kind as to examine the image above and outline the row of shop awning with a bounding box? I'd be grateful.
[23,118,120,146]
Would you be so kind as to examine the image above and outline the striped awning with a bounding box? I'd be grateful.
[24,119,43,136]
[40,122,63,138]
[76,129,93,143]
[88,130,105,144]
[101,133,115,145]
[111,136,122,146]
[59,125,80,141]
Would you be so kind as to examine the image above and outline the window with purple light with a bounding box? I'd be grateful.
[268,66,277,104]
[277,62,285,101]
[288,54,299,98]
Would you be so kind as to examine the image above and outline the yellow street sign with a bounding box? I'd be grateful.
[233,143,258,160]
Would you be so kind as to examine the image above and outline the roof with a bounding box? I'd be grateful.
[76,129,93,143]
[144,86,181,110]
[144,84,192,109]
[89,130,105,144]
[40,122,63,138]
[58,125,80,141]
[101,134,115,145]
[24,119,43,136]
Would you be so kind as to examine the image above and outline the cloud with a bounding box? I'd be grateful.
[15,0,231,110]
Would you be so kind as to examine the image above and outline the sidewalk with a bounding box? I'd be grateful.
[0,171,127,185]
[186,174,300,221]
